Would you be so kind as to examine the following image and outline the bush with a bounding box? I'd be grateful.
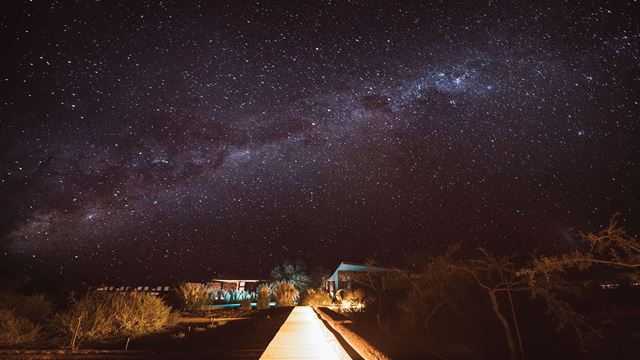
[0,293,52,346]
[257,284,271,309]
[346,288,366,302]
[0,309,41,345]
[177,282,210,310]
[210,289,256,304]
[54,292,173,348]
[273,281,299,307]
[239,298,252,310]
[0,293,53,323]
[299,289,333,306]
[232,289,255,302]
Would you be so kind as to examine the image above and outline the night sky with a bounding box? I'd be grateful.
[1,1,639,288]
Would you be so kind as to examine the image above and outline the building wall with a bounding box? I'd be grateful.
[206,280,265,292]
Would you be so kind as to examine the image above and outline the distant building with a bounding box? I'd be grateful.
[94,285,171,295]
[206,279,267,292]
[324,261,393,297]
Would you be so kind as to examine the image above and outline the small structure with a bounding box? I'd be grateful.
[206,279,266,292]
[325,261,393,297]
[94,285,171,295]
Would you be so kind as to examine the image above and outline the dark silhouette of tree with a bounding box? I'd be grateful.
[395,245,466,330]
[348,260,398,331]
[270,260,311,291]
[524,214,640,280]
[462,248,597,360]
[373,244,598,360]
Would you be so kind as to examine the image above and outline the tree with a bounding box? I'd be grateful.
[396,245,466,330]
[348,260,398,331]
[308,265,330,289]
[397,246,598,360]
[525,214,640,280]
[270,261,311,291]
[462,248,596,360]
[460,249,526,360]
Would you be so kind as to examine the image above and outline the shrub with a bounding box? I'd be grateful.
[347,288,366,302]
[54,291,173,348]
[0,293,52,346]
[213,289,231,303]
[228,289,254,302]
[299,288,333,306]
[210,289,255,304]
[0,293,53,323]
[273,281,299,307]
[257,284,271,309]
[0,309,41,345]
[177,282,211,310]
[239,298,252,310]
[110,292,172,336]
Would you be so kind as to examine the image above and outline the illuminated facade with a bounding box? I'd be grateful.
[324,261,392,297]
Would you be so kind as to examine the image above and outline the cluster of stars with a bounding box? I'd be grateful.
[1,0,638,287]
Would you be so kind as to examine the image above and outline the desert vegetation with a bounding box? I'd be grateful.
[209,288,256,303]
[175,282,261,310]
[54,291,174,349]
[299,288,333,306]
[1,217,635,359]
[176,282,210,310]
[0,289,177,352]
[271,261,311,291]
[173,260,326,312]
[256,284,271,309]
[272,281,299,307]
[0,293,53,346]
[343,215,640,359]
[270,260,328,291]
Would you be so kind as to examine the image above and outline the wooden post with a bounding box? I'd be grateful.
[70,315,82,351]
[125,337,130,350]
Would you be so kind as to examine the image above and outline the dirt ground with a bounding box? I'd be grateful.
[0,307,293,360]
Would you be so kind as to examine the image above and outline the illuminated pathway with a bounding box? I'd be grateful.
[260,306,352,359]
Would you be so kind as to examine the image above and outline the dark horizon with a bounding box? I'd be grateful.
[1,1,639,291]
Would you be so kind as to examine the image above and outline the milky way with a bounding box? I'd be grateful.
[1,1,639,287]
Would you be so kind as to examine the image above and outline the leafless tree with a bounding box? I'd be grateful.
[524,214,640,282]
[348,260,398,331]
[462,248,597,360]
[395,245,465,330]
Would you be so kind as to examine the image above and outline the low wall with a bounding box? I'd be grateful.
[314,307,392,360]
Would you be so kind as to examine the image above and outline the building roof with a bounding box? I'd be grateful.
[328,261,393,281]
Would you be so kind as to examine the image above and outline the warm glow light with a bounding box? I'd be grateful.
[339,300,364,310]
[260,306,351,359]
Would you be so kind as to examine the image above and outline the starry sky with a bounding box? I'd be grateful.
[1,1,639,289]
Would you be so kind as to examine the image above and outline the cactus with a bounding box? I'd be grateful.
[257,284,271,309]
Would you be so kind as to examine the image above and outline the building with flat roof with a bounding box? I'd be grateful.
[324,261,393,297]
[205,278,267,292]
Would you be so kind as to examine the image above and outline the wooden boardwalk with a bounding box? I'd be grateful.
[260,306,352,359]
